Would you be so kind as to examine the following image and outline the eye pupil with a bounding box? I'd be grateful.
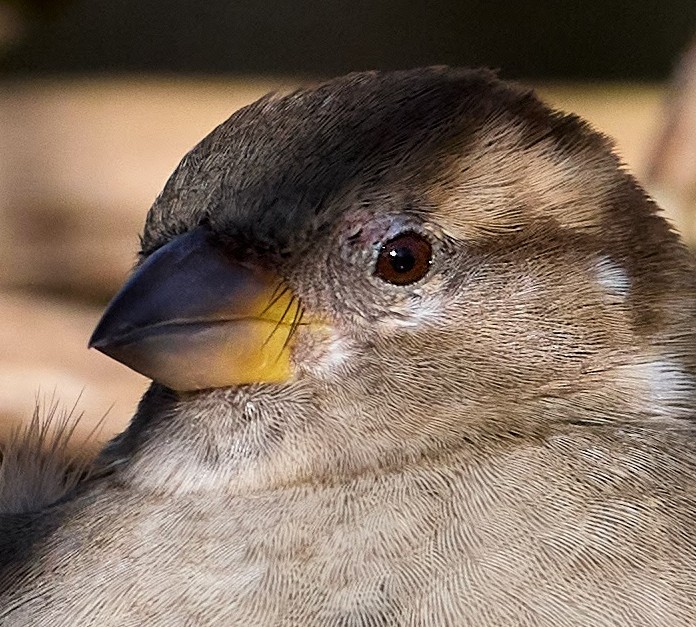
[376,232,432,285]
[388,247,416,273]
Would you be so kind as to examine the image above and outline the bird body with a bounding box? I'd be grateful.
[6,429,696,626]
[1,68,695,625]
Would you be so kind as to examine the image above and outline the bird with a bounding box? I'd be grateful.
[1,67,696,626]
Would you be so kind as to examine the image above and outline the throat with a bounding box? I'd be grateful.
[100,382,332,495]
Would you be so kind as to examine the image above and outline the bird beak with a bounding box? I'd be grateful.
[89,226,302,391]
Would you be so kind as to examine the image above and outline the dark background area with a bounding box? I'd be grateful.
[2,0,696,79]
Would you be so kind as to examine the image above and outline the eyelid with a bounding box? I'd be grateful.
[338,214,440,268]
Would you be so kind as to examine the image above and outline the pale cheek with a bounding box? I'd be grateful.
[297,329,358,381]
[617,357,696,417]
[378,293,448,331]
[642,358,695,408]
[594,256,631,299]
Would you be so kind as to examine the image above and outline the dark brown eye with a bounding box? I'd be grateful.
[375,232,433,285]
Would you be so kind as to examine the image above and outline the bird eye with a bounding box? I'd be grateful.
[375,232,432,285]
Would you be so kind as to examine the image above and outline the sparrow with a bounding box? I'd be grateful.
[1,67,695,626]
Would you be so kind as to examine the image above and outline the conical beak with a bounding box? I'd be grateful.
[89,226,301,391]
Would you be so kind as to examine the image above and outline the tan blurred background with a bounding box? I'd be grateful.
[1,1,696,452]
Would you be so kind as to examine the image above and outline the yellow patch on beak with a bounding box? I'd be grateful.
[89,227,306,391]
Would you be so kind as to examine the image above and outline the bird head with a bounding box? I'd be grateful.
[90,68,696,490]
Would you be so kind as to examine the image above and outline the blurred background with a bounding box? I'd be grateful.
[2,0,696,452]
